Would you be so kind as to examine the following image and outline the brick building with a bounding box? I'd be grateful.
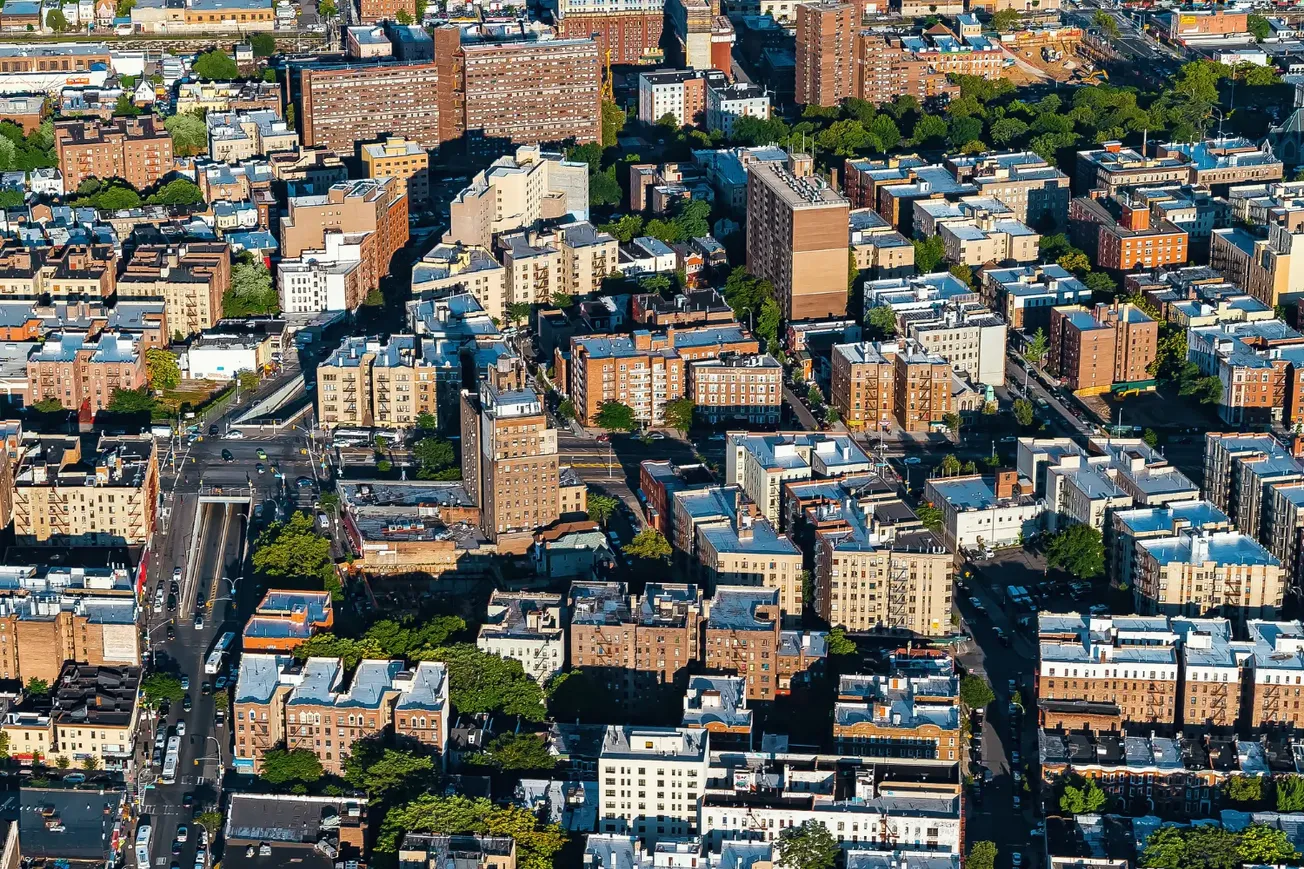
[687,352,783,426]
[54,116,172,192]
[0,242,117,301]
[316,335,455,430]
[1048,301,1158,394]
[1069,194,1189,272]
[117,242,231,336]
[360,136,430,208]
[554,10,665,65]
[794,1,856,107]
[26,331,144,416]
[242,590,335,653]
[703,587,826,701]
[280,178,409,297]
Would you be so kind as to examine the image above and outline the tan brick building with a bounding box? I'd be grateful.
[0,242,117,301]
[54,116,173,192]
[833,661,961,761]
[316,335,455,430]
[48,663,140,771]
[1134,529,1284,621]
[360,136,430,209]
[794,1,856,108]
[13,434,158,548]
[27,332,145,416]
[280,179,409,298]
[118,242,231,336]
[691,494,803,619]
[1037,613,1179,731]
[687,353,783,426]
[1246,620,1304,730]
[831,338,959,434]
[568,582,704,706]
[1172,617,1245,731]
[746,153,850,321]
[703,586,826,702]
[460,355,561,547]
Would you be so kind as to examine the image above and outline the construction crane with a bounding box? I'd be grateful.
[600,47,614,103]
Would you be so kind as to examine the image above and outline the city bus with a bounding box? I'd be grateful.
[135,823,152,869]
[204,632,236,675]
[161,736,180,785]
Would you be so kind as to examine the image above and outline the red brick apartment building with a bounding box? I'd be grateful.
[54,116,173,192]
[1069,194,1189,272]
[795,1,856,107]
[1048,301,1158,394]
[280,178,409,296]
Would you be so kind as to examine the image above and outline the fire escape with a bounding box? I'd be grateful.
[886,557,910,630]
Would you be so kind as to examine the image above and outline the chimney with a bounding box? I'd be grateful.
[994,469,1016,500]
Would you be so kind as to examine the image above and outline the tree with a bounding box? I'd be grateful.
[164,112,207,158]
[912,235,946,274]
[107,387,158,415]
[363,616,464,657]
[116,0,136,14]
[990,8,1020,30]
[1142,428,1159,448]
[826,627,857,656]
[31,398,65,414]
[343,741,436,799]
[663,397,695,435]
[145,349,181,391]
[192,50,239,81]
[940,454,962,477]
[413,437,457,479]
[25,678,48,696]
[943,412,963,441]
[1013,398,1034,427]
[1058,251,1091,276]
[866,305,897,338]
[1046,523,1105,580]
[395,8,413,23]
[968,842,998,869]
[55,755,70,770]
[959,673,995,710]
[506,302,530,326]
[417,644,546,722]
[81,756,99,770]
[595,400,637,433]
[261,748,323,785]
[624,528,671,561]
[194,812,223,838]
[293,634,382,671]
[776,820,839,869]
[1092,9,1119,39]
[555,399,575,422]
[1238,824,1299,866]
[224,261,279,317]
[377,795,566,869]
[550,291,575,309]
[990,117,1030,147]
[1023,328,1049,369]
[1059,774,1109,814]
[1277,775,1304,811]
[1248,12,1272,41]
[318,0,337,16]
[1224,774,1267,807]
[252,512,336,593]
[807,384,824,407]
[250,32,277,56]
[467,732,557,772]
[1082,271,1117,298]
[600,215,644,244]
[214,693,228,711]
[141,674,184,707]
[146,178,204,206]
[601,99,627,148]
[587,493,619,526]
[911,113,948,147]
[916,503,943,533]
[44,8,68,31]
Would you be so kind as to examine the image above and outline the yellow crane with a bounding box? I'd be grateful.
[600,47,614,103]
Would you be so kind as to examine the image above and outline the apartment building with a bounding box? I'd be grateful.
[745,153,850,320]
[1187,322,1304,427]
[681,675,753,742]
[1265,481,1304,593]
[281,178,409,298]
[703,587,826,701]
[1154,137,1283,193]
[794,1,856,107]
[48,663,140,771]
[569,582,704,705]
[268,145,349,194]
[360,136,430,208]
[1069,194,1189,272]
[1204,434,1304,539]
[316,335,457,430]
[445,146,590,250]
[1074,143,1191,196]
[813,496,952,636]
[946,150,1072,229]
[637,68,722,127]
[477,592,565,685]
[1109,501,1233,597]
[723,431,871,527]
[0,242,117,301]
[557,222,619,299]
[460,356,561,546]
[687,353,783,426]
[705,80,769,137]
[849,209,914,278]
[460,36,602,157]
[853,33,956,107]
[0,565,138,685]
[53,116,172,192]
[926,470,1044,552]
[1211,220,1304,311]
[117,242,231,336]
[639,459,715,541]
[242,590,335,653]
[499,232,563,309]
[277,246,367,315]
[982,264,1092,332]
[1089,437,1200,507]
[1172,617,1248,731]
[174,80,283,116]
[235,655,449,775]
[13,434,157,548]
[691,494,802,616]
[553,5,666,65]
[291,55,458,155]
[833,654,960,760]
[410,243,507,322]
[566,324,758,427]
[1134,528,1284,620]
[26,332,143,416]
[1048,302,1158,394]
[597,726,710,840]
[1037,613,1179,731]
[1245,620,1304,730]
[206,110,297,163]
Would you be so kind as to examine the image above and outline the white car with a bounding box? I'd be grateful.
[225,430,245,440]
[176,721,186,736]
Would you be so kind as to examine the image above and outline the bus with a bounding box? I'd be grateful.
[204,631,236,675]
[161,736,180,785]
[135,824,152,869]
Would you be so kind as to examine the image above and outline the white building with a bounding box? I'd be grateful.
[925,471,1045,552]
[185,334,261,380]
[475,591,565,685]
[598,726,710,841]
[277,232,365,313]
[705,81,770,138]
[618,236,678,277]
[636,69,723,127]
[723,431,871,526]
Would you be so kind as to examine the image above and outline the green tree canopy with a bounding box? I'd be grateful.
[145,348,181,391]
[25,678,48,696]
[968,842,998,869]
[250,32,277,56]
[1277,775,1304,811]
[776,820,839,869]
[378,796,565,869]
[107,387,158,415]
[663,397,695,435]
[959,673,995,710]
[223,261,279,317]
[1059,774,1109,814]
[587,493,619,526]
[192,50,239,81]
[141,674,184,707]
[260,748,323,785]
[912,235,946,274]
[1024,328,1049,367]
[292,633,382,671]
[866,305,897,338]
[414,437,458,479]
[363,616,465,658]
[595,400,637,433]
[826,627,857,656]
[624,527,671,561]
[252,512,336,592]
[466,732,558,772]
[416,643,546,721]
[1224,774,1267,807]
[164,112,207,158]
[145,178,204,206]
[342,741,435,799]
[1013,398,1034,427]
[1047,523,1105,579]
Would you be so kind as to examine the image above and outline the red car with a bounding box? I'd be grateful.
[596,434,611,443]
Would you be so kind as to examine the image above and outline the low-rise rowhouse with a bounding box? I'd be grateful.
[925,470,1044,552]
